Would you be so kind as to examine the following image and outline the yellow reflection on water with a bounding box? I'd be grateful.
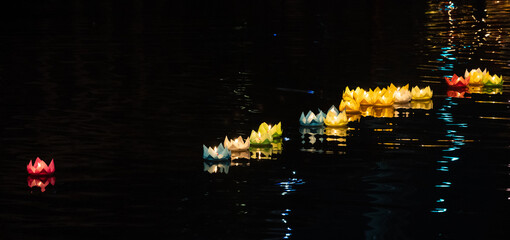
[372,107,394,118]
[249,147,273,160]
[411,100,434,110]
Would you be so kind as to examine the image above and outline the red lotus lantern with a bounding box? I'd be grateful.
[445,74,469,87]
[27,157,55,176]
[27,176,56,192]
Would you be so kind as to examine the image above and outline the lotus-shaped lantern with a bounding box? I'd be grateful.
[324,106,348,127]
[357,89,376,105]
[339,97,361,113]
[445,74,469,88]
[27,157,55,176]
[411,86,433,100]
[392,84,412,103]
[258,122,282,139]
[299,110,326,127]
[411,100,433,110]
[27,176,55,193]
[342,86,355,100]
[483,74,503,87]
[203,143,231,161]
[224,136,250,151]
[373,88,395,107]
[250,130,273,147]
[203,161,230,174]
[465,68,487,86]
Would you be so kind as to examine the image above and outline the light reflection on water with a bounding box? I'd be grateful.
[0,0,509,239]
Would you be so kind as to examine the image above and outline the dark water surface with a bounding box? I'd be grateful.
[0,1,509,239]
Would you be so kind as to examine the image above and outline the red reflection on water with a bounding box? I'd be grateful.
[27,176,56,192]
[447,88,468,98]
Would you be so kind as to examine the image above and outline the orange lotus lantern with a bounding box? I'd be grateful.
[27,157,55,176]
[445,74,469,88]
[339,97,361,113]
[27,176,56,192]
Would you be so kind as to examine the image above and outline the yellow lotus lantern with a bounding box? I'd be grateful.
[483,74,503,87]
[464,68,487,86]
[258,122,282,139]
[393,84,412,103]
[411,86,433,100]
[373,88,394,107]
[339,97,360,113]
[357,89,376,105]
[249,130,273,147]
[324,106,348,127]
[342,86,355,100]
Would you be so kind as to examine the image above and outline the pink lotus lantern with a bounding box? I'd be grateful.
[445,74,469,88]
[27,176,56,192]
[27,157,55,176]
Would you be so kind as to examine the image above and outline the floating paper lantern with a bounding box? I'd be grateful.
[324,106,348,127]
[373,88,395,107]
[339,98,361,113]
[483,74,503,87]
[392,84,412,103]
[465,68,487,86]
[411,86,433,100]
[299,110,326,127]
[258,122,282,139]
[358,89,377,105]
[411,100,433,110]
[27,176,55,193]
[342,86,355,100]
[203,161,230,174]
[445,74,469,88]
[250,130,273,146]
[203,143,231,160]
[27,157,55,176]
[224,136,250,151]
